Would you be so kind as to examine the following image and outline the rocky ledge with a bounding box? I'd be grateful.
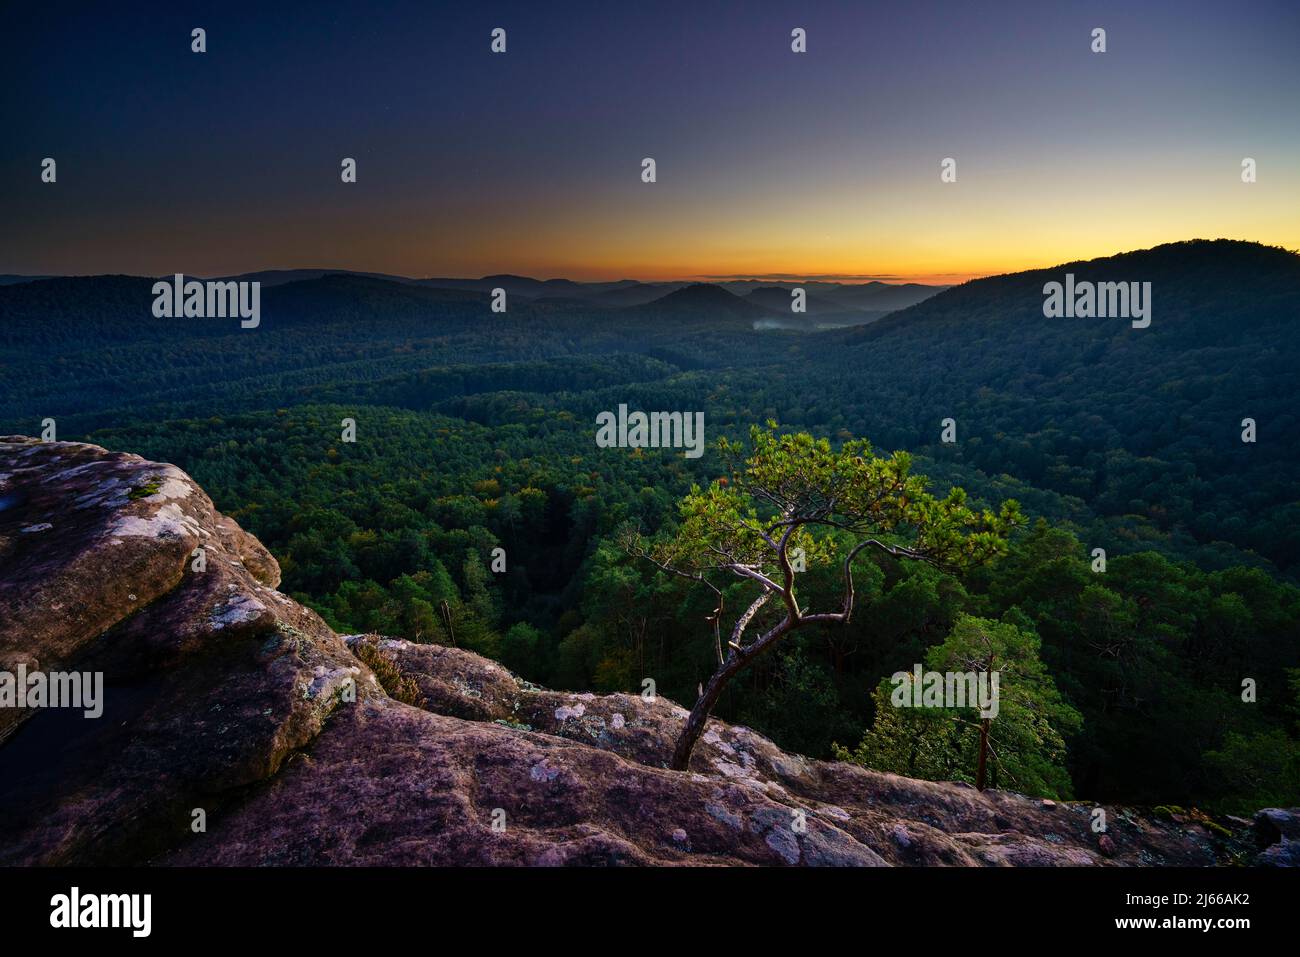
[0,436,1293,866]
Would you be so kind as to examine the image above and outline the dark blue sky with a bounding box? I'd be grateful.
[3,0,1297,280]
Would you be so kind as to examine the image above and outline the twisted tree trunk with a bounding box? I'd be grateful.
[669,617,793,771]
[669,657,746,770]
[975,717,991,790]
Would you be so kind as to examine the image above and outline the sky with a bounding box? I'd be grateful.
[2,0,1297,283]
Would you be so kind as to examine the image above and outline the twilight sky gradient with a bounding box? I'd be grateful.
[2,0,1297,282]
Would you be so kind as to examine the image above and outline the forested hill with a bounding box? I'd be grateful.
[814,240,1300,576]
[3,240,1298,578]
[2,240,1299,811]
[0,272,794,433]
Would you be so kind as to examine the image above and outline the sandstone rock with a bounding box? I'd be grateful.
[1252,809,1300,866]
[1255,840,1300,867]
[1254,808,1300,845]
[0,438,374,864]
[0,438,1288,867]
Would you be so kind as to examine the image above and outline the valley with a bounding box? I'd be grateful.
[2,239,1298,812]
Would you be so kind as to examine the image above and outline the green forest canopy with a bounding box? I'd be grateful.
[3,239,1298,811]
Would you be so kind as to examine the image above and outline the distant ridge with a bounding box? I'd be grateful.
[826,281,952,311]
[0,265,953,311]
[745,285,843,315]
[849,238,1300,337]
[212,268,421,287]
[631,282,774,320]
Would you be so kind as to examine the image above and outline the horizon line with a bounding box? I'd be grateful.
[0,269,972,287]
[4,238,1291,288]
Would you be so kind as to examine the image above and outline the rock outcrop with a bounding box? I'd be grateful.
[0,437,1290,866]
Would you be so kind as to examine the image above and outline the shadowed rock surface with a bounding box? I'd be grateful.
[0,438,1291,866]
